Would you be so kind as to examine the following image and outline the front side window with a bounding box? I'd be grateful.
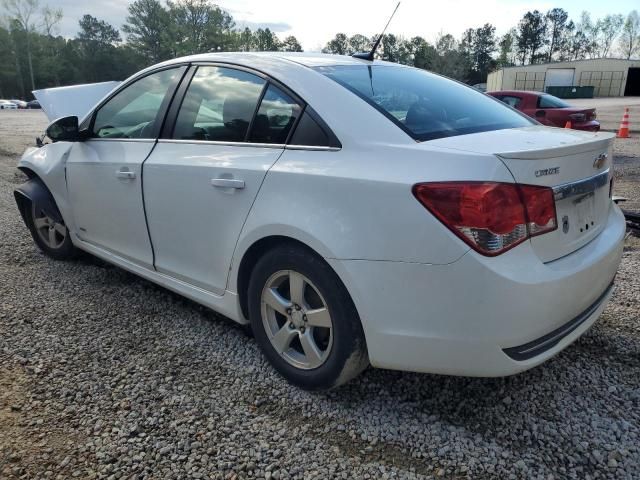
[92,68,182,139]
[537,94,570,109]
[173,66,265,142]
[317,65,533,141]
[249,84,301,144]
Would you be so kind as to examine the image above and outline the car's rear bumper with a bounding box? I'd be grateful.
[328,203,625,376]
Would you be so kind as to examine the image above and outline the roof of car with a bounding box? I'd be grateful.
[161,51,386,68]
[487,90,545,96]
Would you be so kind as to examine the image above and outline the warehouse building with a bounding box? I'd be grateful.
[487,58,640,97]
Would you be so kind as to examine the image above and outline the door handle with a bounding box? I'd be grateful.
[116,169,136,180]
[211,178,245,189]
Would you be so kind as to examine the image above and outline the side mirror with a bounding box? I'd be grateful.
[535,109,546,118]
[46,116,81,142]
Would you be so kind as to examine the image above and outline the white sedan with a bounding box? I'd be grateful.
[0,100,18,109]
[15,53,625,389]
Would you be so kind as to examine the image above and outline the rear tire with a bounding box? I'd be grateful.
[24,199,76,260]
[248,244,369,390]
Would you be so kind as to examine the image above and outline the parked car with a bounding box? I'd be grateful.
[10,99,27,108]
[14,53,624,389]
[487,90,600,131]
[27,100,41,109]
[0,100,17,109]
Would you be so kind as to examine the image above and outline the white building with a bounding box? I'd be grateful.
[487,58,640,97]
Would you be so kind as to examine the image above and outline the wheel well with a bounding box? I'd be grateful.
[13,170,64,224]
[18,166,37,179]
[14,168,40,223]
[236,236,324,320]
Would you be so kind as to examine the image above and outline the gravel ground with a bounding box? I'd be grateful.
[1,110,639,479]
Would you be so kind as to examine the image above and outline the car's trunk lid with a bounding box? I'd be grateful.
[427,126,615,262]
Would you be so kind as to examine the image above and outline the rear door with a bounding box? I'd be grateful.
[66,66,185,268]
[143,65,302,294]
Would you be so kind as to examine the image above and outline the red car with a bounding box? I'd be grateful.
[487,90,600,131]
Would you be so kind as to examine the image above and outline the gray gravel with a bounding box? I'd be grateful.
[1,110,639,479]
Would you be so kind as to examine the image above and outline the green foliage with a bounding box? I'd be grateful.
[0,0,636,99]
[517,10,548,65]
[619,10,640,59]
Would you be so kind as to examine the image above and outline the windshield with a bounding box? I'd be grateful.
[317,65,533,141]
[537,94,571,108]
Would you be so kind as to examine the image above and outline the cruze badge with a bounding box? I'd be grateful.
[535,167,560,177]
[593,153,607,169]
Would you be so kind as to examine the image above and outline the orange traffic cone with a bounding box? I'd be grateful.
[617,108,630,138]
[564,120,572,129]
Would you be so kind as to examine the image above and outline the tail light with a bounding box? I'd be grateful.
[412,182,557,256]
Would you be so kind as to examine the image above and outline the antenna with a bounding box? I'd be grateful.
[352,2,401,61]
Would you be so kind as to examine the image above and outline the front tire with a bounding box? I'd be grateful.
[248,244,368,390]
[24,200,76,260]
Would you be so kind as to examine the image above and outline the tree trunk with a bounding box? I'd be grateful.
[27,34,36,93]
[10,32,26,99]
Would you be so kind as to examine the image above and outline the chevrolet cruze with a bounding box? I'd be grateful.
[14,53,625,389]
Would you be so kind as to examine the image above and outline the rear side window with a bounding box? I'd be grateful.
[173,66,265,142]
[537,94,570,108]
[249,84,301,144]
[317,65,533,141]
[289,111,331,147]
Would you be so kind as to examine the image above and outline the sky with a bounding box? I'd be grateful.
[6,0,639,51]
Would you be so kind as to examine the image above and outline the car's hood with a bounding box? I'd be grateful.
[33,81,121,122]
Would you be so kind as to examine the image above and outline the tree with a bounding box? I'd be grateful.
[348,34,370,54]
[77,14,121,45]
[76,15,122,82]
[381,33,401,62]
[41,5,62,36]
[408,36,435,70]
[497,29,517,67]
[122,0,173,62]
[596,14,624,57]
[578,11,599,58]
[235,27,253,51]
[517,10,547,65]
[470,23,497,80]
[253,28,279,51]
[432,33,469,81]
[280,35,302,52]
[168,0,235,55]
[0,24,19,97]
[545,8,568,62]
[2,0,39,91]
[567,26,590,60]
[619,10,640,59]
[323,33,349,55]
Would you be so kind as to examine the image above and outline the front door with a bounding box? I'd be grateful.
[143,66,302,294]
[66,67,185,269]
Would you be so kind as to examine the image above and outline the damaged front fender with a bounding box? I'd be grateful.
[14,177,63,225]
[16,142,75,233]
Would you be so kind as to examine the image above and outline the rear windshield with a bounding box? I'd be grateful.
[316,65,533,141]
[537,94,571,108]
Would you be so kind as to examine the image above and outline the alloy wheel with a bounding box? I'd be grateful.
[260,270,333,370]
[32,204,67,249]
